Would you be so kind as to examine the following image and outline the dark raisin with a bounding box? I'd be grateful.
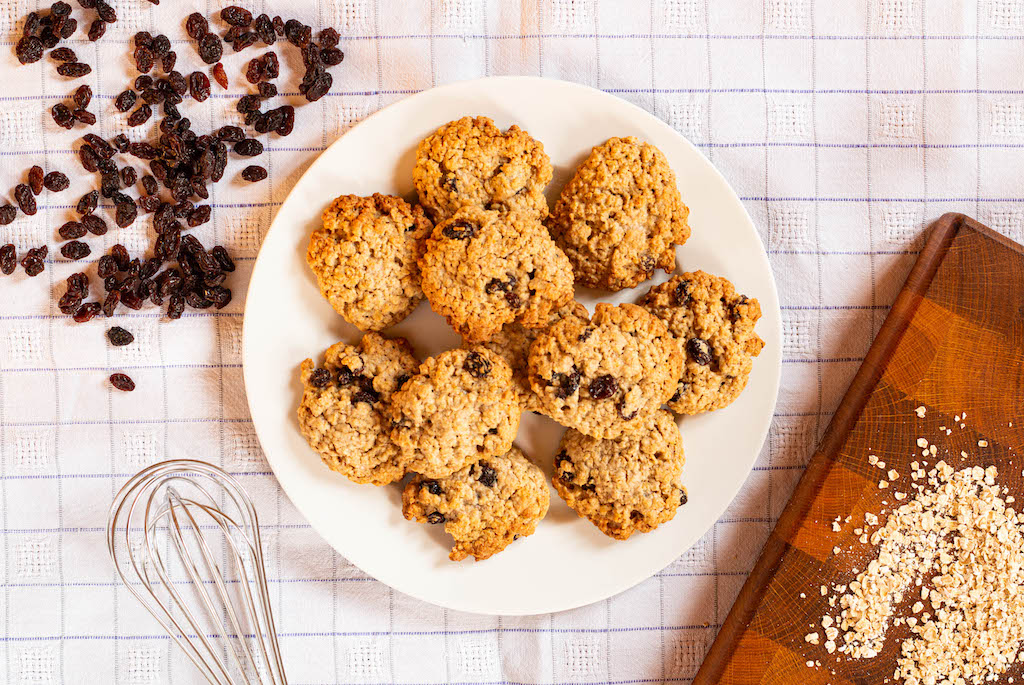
[233,138,263,156]
[72,302,100,323]
[128,141,158,159]
[100,289,120,317]
[58,221,86,239]
[112,135,130,154]
[21,254,45,277]
[211,246,235,272]
[87,18,105,41]
[319,27,340,48]
[303,72,332,102]
[686,338,712,366]
[253,13,274,43]
[106,326,134,346]
[262,50,279,78]
[198,32,223,64]
[222,5,252,26]
[427,512,445,524]
[110,373,135,392]
[422,480,442,496]
[0,206,15,225]
[211,61,228,88]
[321,47,344,67]
[43,171,69,192]
[679,490,688,505]
[0,244,15,275]
[166,293,185,319]
[188,71,210,102]
[272,15,284,35]
[27,166,44,195]
[640,254,656,273]
[83,133,114,158]
[673,280,691,307]
[477,462,497,487]
[50,47,76,62]
[73,109,96,125]
[120,166,137,188]
[16,36,44,64]
[73,192,97,218]
[115,201,138,228]
[309,368,331,387]
[187,205,211,227]
[134,74,153,91]
[552,367,582,399]
[95,255,116,278]
[256,81,277,99]
[95,0,116,22]
[441,220,477,240]
[52,1,72,16]
[236,93,260,113]
[167,71,188,95]
[458,351,492,379]
[284,19,311,47]
[150,34,170,57]
[57,62,91,78]
[245,57,263,83]
[588,375,619,400]
[128,105,152,126]
[275,105,295,136]
[232,31,256,52]
[22,11,40,35]
[208,286,232,309]
[14,184,36,215]
[185,12,208,39]
[239,164,268,182]
[616,399,639,421]
[40,27,60,49]
[51,103,75,129]
[162,50,177,72]
[73,84,92,109]
[82,214,106,236]
[214,126,243,144]
[60,240,90,260]
[141,87,163,104]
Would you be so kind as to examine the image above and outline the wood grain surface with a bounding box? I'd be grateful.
[694,213,1024,684]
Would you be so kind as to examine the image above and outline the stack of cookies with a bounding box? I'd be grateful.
[299,116,765,560]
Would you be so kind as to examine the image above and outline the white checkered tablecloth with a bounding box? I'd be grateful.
[0,0,1019,683]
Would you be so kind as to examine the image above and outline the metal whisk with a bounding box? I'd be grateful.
[107,459,288,685]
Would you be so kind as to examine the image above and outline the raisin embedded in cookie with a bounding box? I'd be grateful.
[413,116,553,223]
[463,301,590,411]
[390,348,520,478]
[527,303,683,439]
[307,193,433,331]
[402,446,549,561]
[420,206,574,343]
[553,410,685,540]
[548,136,691,291]
[297,333,419,485]
[640,271,764,415]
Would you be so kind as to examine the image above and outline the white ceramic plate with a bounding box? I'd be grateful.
[243,76,781,616]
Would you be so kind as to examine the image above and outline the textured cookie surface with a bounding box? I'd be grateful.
[390,348,521,478]
[527,303,683,439]
[402,446,550,561]
[548,137,690,291]
[307,193,432,331]
[413,116,552,222]
[420,206,574,343]
[464,301,590,411]
[297,333,419,485]
[640,272,764,414]
[553,411,685,540]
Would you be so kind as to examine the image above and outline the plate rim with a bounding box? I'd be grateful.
[242,75,782,615]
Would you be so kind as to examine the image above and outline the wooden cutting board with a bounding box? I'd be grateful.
[695,213,1024,684]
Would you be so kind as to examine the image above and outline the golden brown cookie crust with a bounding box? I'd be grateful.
[390,348,521,478]
[297,333,419,485]
[419,206,574,343]
[527,303,683,439]
[548,136,690,291]
[553,411,685,540]
[640,271,764,414]
[463,301,590,412]
[413,115,553,222]
[402,446,549,561]
[307,193,432,331]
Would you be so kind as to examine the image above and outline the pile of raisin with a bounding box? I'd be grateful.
[16,2,77,65]
[50,84,95,129]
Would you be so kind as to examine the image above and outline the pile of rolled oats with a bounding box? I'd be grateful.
[805,408,1024,685]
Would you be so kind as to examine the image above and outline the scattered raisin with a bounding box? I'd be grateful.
[0,205,15,225]
[187,204,211,227]
[14,184,36,215]
[82,214,107,235]
[257,81,276,98]
[321,47,344,67]
[211,61,228,88]
[302,71,332,102]
[185,12,208,39]
[319,27,340,48]
[73,109,96,125]
[87,18,105,41]
[107,326,134,346]
[73,302,101,323]
[198,33,223,64]
[233,138,263,156]
[254,13,275,44]
[128,104,152,126]
[284,19,311,47]
[241,164,267,182]
[588,375,619,400]
[60,240,90,260]
[28,165,44,195]
[21,246,46,276]
[222,5,253,26]
[463,351,492,378]
[56,62,91,78]
[686,337,712,366]
[150,34,170,57]
[58,221,86,239]
[211,246,235,272]
[162,50,177,72]
[0,244,15,275]
[120,166,137,188]
[16,36,44,64]
[188,71,210,101]
[43,171,69,192]
[51,102,74,129]
[110,373,136,392]
[115,200,138,228]
[95,0,116,23]
[50,47,75,62]
[245,56,263,83]
[73,84,92,109]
